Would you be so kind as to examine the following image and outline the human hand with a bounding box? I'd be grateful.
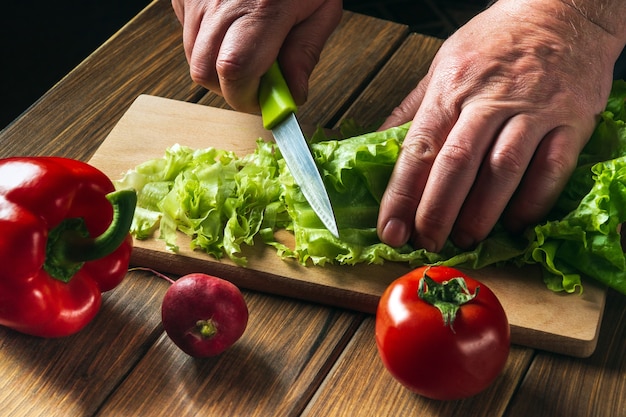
[171,0,342,112]
[377,0,626,252]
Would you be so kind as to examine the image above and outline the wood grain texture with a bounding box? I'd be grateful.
[0,272,166,416]
[96,291,362,417]
[89,94,606,357]
[341,32,441,126]
[301,317,534,417]
[504,288,626,417]
[0,0,624,415]
[0,0,201,161]
[0,5,409,417]
[298,12,408,126]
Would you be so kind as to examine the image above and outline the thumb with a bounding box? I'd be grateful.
[376,81,456,249]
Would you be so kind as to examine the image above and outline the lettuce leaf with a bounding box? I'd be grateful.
[521,80,626,294]
[116,80,626,295]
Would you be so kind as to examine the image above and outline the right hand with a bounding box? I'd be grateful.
[171,0,343,112]
[376,0,625,252]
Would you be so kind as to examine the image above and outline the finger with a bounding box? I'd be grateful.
[184,7,231,93]
[217,1,343,110]
[377,91,456,248]
[503,124,586,232]
[180,3,208,64]
[184,6,288,110]
[278,0,343,105]
[410,105,505,252]
[450,114,545,248]
[217,10,306,112]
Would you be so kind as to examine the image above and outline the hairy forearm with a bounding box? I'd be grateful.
[490,0,626,39]
[558,0,626,39]
[489,0,626,63]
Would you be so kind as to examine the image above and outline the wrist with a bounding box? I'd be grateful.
[557,0,626,39]
[557,0,626,65]
[494,0,626,65]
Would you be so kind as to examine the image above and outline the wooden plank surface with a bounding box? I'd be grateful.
[297,12,407,125]
[0,273,167,417]
[0,0,202,161]
[304,289,625,417]
[302,318,534,417]
[1,1,624,416]
[503,288,626,417]
[96,291,362,416]
[341,32,441,126]
[89,94,606,357]
[0,4,412,417]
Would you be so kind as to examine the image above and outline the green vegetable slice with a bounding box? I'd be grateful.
[116,80,626,295]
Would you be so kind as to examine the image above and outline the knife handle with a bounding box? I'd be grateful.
[259,61,297,130]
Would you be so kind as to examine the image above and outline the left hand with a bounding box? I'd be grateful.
[170,0,342,112]
[377,0,623,252]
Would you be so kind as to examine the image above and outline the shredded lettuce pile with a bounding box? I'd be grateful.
[116,80,626,296]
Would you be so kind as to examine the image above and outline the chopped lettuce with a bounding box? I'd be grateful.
[116,80,626,295]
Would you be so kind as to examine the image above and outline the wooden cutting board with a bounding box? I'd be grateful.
[89,95,607,358]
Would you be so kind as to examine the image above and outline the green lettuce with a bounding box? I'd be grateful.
[116,80,626,295]
[521,80,626,294]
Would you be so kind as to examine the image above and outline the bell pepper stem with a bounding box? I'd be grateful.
[68,189,137,262]
[44,189,137,283]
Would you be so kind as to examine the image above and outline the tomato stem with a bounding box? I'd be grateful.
[418,272,479,329]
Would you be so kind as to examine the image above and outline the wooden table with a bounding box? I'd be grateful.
[0,1,624,416]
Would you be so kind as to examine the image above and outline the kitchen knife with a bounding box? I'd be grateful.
[259,61,339,237]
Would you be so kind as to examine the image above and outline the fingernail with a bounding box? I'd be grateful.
[381,218,410,247]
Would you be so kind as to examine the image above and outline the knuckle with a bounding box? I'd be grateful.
[414,207,453,251]
[540,149,577,184]
[384,179,414,200]
[297,41,323,68]
[526,146,578,204]
[437,142,478,172]
[387,102,418,124]
[400,135,439,167]
[215,55,247,83]
[489,146,527,179]
[382,176,420,210]
[188,64,214,88]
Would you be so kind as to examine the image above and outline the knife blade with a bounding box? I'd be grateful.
[259,61,339,237]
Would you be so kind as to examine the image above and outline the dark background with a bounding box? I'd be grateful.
[2,1,151,129]
[2,1,624,130]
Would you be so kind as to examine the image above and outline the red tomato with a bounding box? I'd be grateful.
[375,266,510,400]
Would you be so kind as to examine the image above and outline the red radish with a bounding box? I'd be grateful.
[132,268,248,357]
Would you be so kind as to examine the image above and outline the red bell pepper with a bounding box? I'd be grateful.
[0,156,136,337]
